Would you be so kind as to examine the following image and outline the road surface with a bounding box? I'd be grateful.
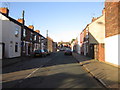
[3,51,104,88]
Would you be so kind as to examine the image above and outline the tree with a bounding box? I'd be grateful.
[71,39,75,44]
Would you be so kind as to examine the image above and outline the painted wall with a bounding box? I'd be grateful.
[89,15,105,44]
[0,44,2,59]
[0,14,21,58]
[105,34,119,65]
[75,34,81,54]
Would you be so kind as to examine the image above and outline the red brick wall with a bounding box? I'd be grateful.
[98,44,105,61]
[118,1,120,34]
[105,1,120,38]
[25,29,31,41]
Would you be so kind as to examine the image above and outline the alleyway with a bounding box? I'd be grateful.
[3,51,104,88]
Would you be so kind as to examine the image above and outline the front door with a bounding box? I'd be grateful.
[89,44,94,59]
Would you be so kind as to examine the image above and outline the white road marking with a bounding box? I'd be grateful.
[24,54,59,79]
[18,53,59,83]
[24,68,39,79]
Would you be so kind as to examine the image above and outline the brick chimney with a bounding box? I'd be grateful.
[102,8,105,15]
[0,7,9,16]
[17,18,25,24]
[28,25,34,30]
[35,30,40,33]
[92,17,98,22]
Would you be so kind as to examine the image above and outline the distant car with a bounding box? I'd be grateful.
[64,50,72,55]
[44,49,50,55]
[33,49,46,57]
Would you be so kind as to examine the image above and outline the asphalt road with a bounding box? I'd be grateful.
[3,51,104,88]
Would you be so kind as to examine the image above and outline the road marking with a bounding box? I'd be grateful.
[14,53,59,87]
[24,53,59,79]
[24,68,39,79]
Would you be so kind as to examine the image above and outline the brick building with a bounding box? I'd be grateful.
[0,7,47,58]
[79,8,105,61]
[88,9,105,60]
[47,37,53,52]
[105,1,120,65]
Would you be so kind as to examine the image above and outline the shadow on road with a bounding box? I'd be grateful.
[2,52,118,88]
[3,52,79,74]
[3,72,104,88]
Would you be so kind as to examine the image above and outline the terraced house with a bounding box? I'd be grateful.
[0,7,47,59]
[79,8,105,61]
[0,8,22,59]
[105,1,120,66]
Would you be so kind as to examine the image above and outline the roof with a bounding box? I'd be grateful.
[0,12,46,39]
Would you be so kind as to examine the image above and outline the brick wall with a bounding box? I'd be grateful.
[98,44,105,61]
[105,1,120,38]
[94,44,105,61]
[25,29,31,41]
[118,1,120,34]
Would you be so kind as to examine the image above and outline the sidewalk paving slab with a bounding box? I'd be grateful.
[2,56,31,67]
[72,52,120,88]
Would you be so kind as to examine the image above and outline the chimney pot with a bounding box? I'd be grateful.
[102,8,105,15]
[17,18,25,24]
[92,17,97,22]
[0,7,9,16]
[28,25,34,30]
[35,30,40,33]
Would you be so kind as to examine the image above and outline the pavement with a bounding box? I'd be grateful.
[2,56,31,67]
[2,52,56,67]
[72,52,120,88]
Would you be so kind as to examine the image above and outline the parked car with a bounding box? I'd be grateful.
[33,49,46,57]
[44,49,51,55]
[64,49,72,55]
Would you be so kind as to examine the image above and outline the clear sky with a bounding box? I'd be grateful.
[1,2,104,42]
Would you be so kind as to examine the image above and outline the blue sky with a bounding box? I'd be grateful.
[2,2,104,42]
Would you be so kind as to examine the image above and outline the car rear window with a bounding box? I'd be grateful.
[41,50,44,52]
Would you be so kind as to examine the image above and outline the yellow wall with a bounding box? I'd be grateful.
[88,15,105,44]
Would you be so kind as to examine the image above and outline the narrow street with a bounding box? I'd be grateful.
[3,51,104,88]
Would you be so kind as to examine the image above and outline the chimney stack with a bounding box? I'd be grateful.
[92,17,97,22]
[35,30,40,33]
[102,8,105,15]
[17,18,25,24]
[0,7,9,16]
[28,25,34,30]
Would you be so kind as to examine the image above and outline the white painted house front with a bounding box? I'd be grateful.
[105,1,120,66]
[76,34,81,54]
[0,13,21,58]
[105,35,119,65]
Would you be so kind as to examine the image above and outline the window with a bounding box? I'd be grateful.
[15,28,19,37]
[39,37,41,42]
[23,29,26,37]
[34,35,36,41]
[15,43,18,52]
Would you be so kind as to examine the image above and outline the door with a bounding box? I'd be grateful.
[89,44,94,59]
[94,44,98,60]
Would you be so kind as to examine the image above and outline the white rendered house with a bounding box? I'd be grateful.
[0,8,22,59]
